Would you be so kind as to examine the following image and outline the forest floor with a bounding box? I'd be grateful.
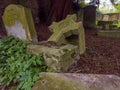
[0,26,120,89]
[68,29,120,76]
[35,25,120,76]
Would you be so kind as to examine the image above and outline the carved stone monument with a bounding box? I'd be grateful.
[2,4,37,42]
[48,14,86,54]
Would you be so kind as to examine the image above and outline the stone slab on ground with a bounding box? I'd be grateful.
[33,72,120,90]
[27,44,79,72]
[2,4,37,42]
[97,30,120,38]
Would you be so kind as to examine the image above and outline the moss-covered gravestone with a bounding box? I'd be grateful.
[48,14,85,54]
[2,4,37,42]
[27,43,79,72]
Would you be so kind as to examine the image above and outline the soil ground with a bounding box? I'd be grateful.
[68,29,120,76]
[0,26,120,89]
[36,25,120,76]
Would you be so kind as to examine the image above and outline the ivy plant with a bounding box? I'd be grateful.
[0,36,48,90]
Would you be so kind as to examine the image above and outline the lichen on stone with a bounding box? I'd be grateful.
[48,14,86,54]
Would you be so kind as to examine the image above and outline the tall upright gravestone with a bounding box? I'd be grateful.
[2,4,37,42]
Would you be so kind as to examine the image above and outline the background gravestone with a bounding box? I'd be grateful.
[103,15,109,21]
[83,5,96,29]
[2,4,37,42]
[102,13,120,21]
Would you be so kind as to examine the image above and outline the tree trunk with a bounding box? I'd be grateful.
[37,0,72,25]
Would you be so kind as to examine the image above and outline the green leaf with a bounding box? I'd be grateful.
[0,36,48,89]
[33,75,39,82]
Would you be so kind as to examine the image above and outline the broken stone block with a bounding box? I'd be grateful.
[33,73,120,90]
[2,4,37,42]
[98,30,120,38]
[27,43,79,72]
[48,14,86,54]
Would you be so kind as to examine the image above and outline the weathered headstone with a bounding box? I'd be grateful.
[33,73,120,90]
[83,6,97,29]
[27,43,79,72]
[48,14,86,54]
[2,4,37,42]
[100,13,120,30]
[102,13,120,21]
[103,15,109,21]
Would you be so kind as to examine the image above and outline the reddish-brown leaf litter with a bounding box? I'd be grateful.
[0,27,120,77]
[36,25,120,76]
[0,26,120,89]
[68,29,120,76]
